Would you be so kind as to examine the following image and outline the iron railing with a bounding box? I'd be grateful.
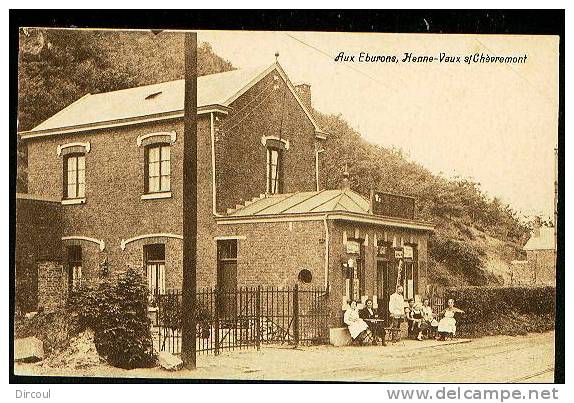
[152,285,330,355]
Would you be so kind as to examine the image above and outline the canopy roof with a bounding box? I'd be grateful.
[221,189,435,232]
[228,189,370,217]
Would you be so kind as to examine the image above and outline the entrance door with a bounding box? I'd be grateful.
[376,260,390,320]
[217,240,238,319]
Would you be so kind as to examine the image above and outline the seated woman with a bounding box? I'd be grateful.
[344,300,370,344]
[411,302,429,341]
[436,298,465,340]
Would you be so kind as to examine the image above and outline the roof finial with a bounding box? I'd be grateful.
[341,163,350,191]
[275,51,280,62]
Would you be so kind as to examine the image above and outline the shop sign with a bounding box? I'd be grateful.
[372,191,415,219]
[394,249,403,259]
[346,240,360,254]
[377,244,390,258]
[403,245,414,259]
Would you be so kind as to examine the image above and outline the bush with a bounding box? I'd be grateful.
[444,286,555,337]
[158,293,212,339]
[71,268,156,369]
[429,235,489,285]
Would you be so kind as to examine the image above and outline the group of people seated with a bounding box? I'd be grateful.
[344,285,464,345]
[343,299,387,346]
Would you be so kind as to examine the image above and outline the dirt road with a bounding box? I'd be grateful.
[14,332,554,382]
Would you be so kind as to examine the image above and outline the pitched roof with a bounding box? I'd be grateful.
[29,65,266,132]
[21,62,327,138]
[222,188,434,232]
[523,227,555,251]
[227,189,370,217]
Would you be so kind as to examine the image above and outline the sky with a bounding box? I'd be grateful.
[197,31,559,221]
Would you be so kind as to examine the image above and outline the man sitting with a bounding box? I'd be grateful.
[405,299,419,339]
[359,299,386,346]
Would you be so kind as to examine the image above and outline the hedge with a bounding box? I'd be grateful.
[444,286,555,337]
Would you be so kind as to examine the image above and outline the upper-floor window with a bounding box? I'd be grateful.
[266,147,282,194]
[145,144,170,193]
[64,153,85,199]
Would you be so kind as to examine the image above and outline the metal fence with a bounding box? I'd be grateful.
[430,294,445,316]
[152,285,330,355]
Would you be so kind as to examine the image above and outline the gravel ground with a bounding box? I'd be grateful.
[14,331,554,383]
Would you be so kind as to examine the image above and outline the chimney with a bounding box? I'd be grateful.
[533,216,542,237]
[295,82,312,110]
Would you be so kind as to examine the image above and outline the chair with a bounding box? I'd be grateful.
[384,327,402,342]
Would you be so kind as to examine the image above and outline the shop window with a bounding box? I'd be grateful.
[145,243,165,305]
[67,245,82,291]
[145,144,171,193]
[63,153,86,199]
[298,269,313,284]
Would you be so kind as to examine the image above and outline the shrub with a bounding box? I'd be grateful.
[158,293,212,339]
[444,286,555,337]
[70,268,156,369]
[429,235,489,285]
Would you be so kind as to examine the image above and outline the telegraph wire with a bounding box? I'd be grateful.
[284,32,399,90]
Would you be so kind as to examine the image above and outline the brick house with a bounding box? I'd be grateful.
[17,61,433,326]
[523,219,556,285]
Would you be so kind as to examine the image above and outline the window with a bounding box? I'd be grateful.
[145,244,165,305]
[343,240,365,302]
[67,245,82,291]
[266,147,282,194]
[64,154,85,199]
[145,144,170,193]
[298,269,312,284]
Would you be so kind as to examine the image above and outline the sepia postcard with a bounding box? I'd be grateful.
[11,12,563,386]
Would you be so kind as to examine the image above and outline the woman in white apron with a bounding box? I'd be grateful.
[437,298,464,340]
[344,301,369,342]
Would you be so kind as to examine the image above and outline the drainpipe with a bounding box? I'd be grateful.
[323,213,330,292]
[210,112,220,216]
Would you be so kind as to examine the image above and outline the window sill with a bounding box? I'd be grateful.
[61,198,86,205]
[141,192,172,200]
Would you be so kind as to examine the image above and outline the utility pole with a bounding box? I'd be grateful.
[181,31,198,369]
